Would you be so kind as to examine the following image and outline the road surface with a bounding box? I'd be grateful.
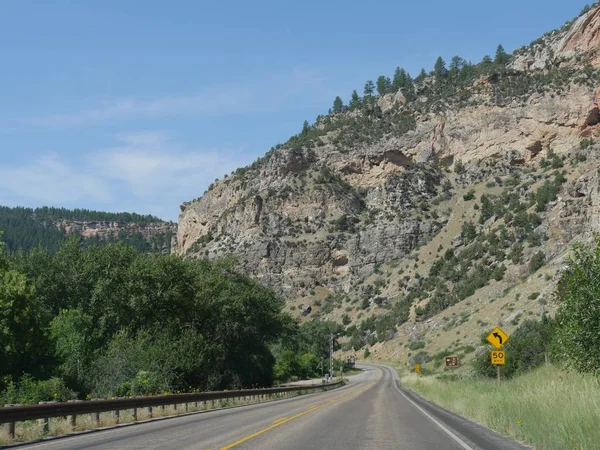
[13,363,528,450]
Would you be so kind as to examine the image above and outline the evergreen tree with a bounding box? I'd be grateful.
[495,44,510,66]
[376,75,391,95]
[302,120,310,134]
[415,68,427,84]
[434,56,447,78]
[332,96,344,113]
[449,56,466,74]
[363,80,375,97]
[349,90,361,109]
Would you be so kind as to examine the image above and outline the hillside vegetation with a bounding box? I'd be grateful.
[0,206,174,254]
[0,236,347,406]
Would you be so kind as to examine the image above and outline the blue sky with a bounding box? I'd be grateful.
[0,0,589,221]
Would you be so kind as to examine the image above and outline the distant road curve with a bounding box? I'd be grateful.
[13,363,528,450]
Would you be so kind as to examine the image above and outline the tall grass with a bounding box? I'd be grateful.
[401,365,600,450]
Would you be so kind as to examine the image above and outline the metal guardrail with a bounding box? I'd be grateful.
[0,381,344,439]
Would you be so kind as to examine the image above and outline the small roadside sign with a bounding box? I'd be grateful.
[445,356,459,368]
[491,350,506,365]
[414,364,421,373]
[486,327,509,350]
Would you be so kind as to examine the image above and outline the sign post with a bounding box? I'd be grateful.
[487,327,509,382]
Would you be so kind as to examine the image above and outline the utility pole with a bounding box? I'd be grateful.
[329,333,335,380]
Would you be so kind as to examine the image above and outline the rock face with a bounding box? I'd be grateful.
[177,6,600,300]
[59,220,178,252]
[511,7,600,71]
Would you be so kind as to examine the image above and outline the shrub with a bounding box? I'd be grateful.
[474,316,555,379]
[1,375,76,406]
[529,251,545,273]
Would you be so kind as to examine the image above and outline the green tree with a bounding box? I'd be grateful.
[434,56,447,78]
[555,237,600,373]
[349,90,361,109]
[415,68,427,83]
[449,56,466,74]
[494,44,510,66]
[363,80,375,97]
[376,75,391,95]
[332,96,344,113]
[301,120,310,134]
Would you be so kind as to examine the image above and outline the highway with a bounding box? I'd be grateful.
[13,364,528,450]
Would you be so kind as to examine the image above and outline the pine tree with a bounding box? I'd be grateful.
[363,80,375,97]
[495,44,510,66]
[302,120,310,134]
[449,56,466,74]
[434,57,447,78]
[415,68,427,84]
[349,90,361,109]
[332,96,344,113]
[376,75,391,95]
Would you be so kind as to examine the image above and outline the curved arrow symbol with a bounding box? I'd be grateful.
[493,332,503,344]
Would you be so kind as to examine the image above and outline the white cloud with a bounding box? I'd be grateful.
[91,131,246,198]
[17,68,334,130]
[0,153,109,205]
[0,133,251,221]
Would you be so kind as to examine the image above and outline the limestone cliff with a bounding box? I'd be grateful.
[177,6,600,322]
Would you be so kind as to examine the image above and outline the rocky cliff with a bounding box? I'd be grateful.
[177,6,600,355]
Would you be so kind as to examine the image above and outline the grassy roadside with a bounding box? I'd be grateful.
[396,364,600,450]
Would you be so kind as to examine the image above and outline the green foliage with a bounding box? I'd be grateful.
[454,160,465,174]
[461,221,477,240]
[363,80,375,97]
[349,90,361,109]
[534,173,566,212]
[1,375,76,405]
[580,138,594,150]
[376,75,391,95]
[434,56,447,78]
[474,316,555,379]
[332,96,344,113]
[0,206,171,254]
[462,190,475,201]
[494,44,510,66]
[555,237,600,374]
[529,251,546,273]
[1,239,292,402]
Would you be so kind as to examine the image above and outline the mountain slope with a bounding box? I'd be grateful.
[176,6,600,361]
[0,206,177,254]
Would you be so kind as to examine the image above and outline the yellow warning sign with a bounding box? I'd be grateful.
[414,364,421,373]
[491,350,506,365]
[486,327,509,350]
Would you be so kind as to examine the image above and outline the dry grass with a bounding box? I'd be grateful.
[400,365,600,450]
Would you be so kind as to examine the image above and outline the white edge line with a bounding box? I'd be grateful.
[391,372,474,450]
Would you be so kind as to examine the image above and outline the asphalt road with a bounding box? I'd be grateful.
[12,363,529,450]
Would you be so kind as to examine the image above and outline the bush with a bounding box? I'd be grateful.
[529,251,545,273]
[474,316,555,379]
[555,237,600,373]
[463,190,476,201]
[1,375,76,406]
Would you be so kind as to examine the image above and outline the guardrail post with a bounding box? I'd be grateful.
[145,406,152,418]
[184,402,188,413]
[3,420,15,439]
[112,398,120,424]
[90,398,100,425]
[37,402,50,434]
[3,404,18,439]
[130,407,137,422]
[67,400,80,428]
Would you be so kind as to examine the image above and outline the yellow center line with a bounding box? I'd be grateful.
[271,416,288,425]
[219,382,375,450]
